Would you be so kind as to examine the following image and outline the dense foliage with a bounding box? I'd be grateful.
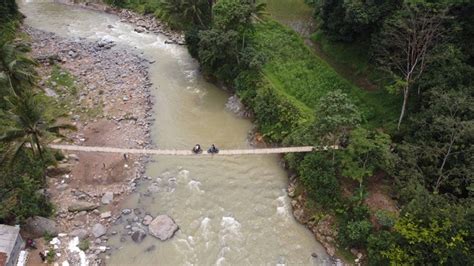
[174,0,473,263]
[307,0,474,264]
[0,0,72,223]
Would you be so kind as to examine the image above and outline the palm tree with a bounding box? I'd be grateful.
[250,1,267,21]
[0,42,38,96]
[0,91,75,165]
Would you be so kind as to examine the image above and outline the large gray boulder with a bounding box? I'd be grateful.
[24,216,58,238]
[68,201,99,212]
[148,215,179,241]
[91,223,107,238]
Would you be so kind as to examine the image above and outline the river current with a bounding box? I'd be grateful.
[19,1,329,264]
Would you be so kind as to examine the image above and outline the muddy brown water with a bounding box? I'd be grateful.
[19,1,330,264]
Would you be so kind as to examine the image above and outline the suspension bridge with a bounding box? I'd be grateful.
[49,144,338,156]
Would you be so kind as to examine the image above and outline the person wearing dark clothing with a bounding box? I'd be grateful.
[192,144,202,154]
[208,144,219,154]
[39,251,46,262]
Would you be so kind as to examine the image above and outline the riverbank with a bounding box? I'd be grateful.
[23,25,153,264]
[81,2,347,262]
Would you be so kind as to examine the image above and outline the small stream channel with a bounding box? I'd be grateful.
[19,1,331,265]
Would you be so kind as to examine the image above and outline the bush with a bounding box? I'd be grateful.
[0,151,53,224]
[253,85,312,142]
[375,210,396,229]
[339,218,373,248]
[367,230,394,266]
[78,239,90,251]
[298,152,340,208]
[338,204,373,248]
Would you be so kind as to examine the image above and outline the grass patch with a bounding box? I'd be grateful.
[78,239,90,251]
[252,20,399,129]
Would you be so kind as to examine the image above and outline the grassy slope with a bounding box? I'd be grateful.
[253,20,399,129]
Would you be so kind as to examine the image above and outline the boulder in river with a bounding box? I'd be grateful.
[131,229,147,243]
[68,201,99,212]
[24,216,58,238]
[148,215,179,240]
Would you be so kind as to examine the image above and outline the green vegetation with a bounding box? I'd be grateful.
[78,239,90,251]
[0,0,74,224]
[141,0,473,263]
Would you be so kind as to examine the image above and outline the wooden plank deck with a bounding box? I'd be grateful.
[49,144,338,156]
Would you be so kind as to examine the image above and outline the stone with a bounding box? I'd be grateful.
[134,27,145,33]
[101,192,114,205]
[68,50,79,59]
[142,215,153,226]
[122,209,132,215]
[133,208,143,216]
[311,252,318,258]
[92,223,107,238]
[46,163,73,176]
[69,229,89,240]
[148,215,179,241]
[100,211,112,219]
[57,184,69,191]
[144,245,156,252]
[68,154,79,161]
[131,230,147,243]
[24,216,59,238]
[68,201,99,212]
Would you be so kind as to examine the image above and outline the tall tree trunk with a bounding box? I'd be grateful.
[434,132,455,192]
[397,86,409,130]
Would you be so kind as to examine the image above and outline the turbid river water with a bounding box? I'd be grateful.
[20,1,329,264]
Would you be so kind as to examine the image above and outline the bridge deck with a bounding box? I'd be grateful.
[50,144,337,156]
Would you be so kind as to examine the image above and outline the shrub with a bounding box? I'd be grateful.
[78,239,90,251]
[298,152,340,208]
[338,204,373,248]
[375,210,396,229]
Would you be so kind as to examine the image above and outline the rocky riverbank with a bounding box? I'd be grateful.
[23,25,155,265]
[59,0,185,45]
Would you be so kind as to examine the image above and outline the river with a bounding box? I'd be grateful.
[19,1,329,265]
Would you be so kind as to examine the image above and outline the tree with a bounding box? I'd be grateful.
[298,151,340,208]
[0,92,75,165]
[313,89,361,160]
[374,3,446,129]
[340,128,393,191]
[382,213,470,264]
[196,0,262,81]
[318,0,401,42]
[157,0,211,28]
[0,43,38,96]
[398,87,474,197]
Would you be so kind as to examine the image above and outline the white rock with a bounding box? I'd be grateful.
[148,215,179,240]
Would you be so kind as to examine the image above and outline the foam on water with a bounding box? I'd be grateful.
[188,180,204,193]
[276,195,290,220]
